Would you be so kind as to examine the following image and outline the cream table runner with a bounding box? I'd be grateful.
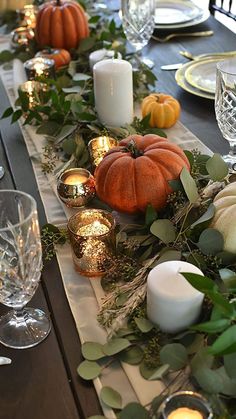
[0,52,213,418]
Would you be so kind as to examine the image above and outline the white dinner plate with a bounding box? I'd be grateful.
[155,8,210,29]
[155,0,201,25]
[184,57,225,94]
[175,60,215,100]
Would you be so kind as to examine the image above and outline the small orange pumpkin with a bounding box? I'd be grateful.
[95,134,190,214]
[36,48,71,69]
[35,0,89,50]
[141,93,181,129]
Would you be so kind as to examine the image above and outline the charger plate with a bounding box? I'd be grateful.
[184,57,225,94]
[155,0,202,25]
[175,60,215,100]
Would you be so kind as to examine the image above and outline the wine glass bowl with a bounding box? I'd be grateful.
[121,0,155,67]
[215,58,236,170]
[0,190,51,349]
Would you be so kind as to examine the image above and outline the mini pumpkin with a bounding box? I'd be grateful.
[141,93,181,129]
[36,48,71,69]
[35,0,89,50]
[211,182,236,253]
[95,134,190,214]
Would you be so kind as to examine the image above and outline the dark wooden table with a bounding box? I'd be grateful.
[0,14,235,419]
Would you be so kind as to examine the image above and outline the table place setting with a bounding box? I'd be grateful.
[1,0,236,418]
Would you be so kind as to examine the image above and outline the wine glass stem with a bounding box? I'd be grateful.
[13,308,28,324]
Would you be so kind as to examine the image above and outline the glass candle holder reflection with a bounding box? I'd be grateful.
[160,391,213,419]
[18,81,48,109]
[57,168,95,208]
[24,57,55,80]
[11,26,34,48]
[88,136,118,168]
[68,209,116,277]
[19,5,38,28]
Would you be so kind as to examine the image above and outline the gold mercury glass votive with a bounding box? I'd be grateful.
[88,136,118,168]
[24,57,55,80]
[160,391,213,419]
[57,168,95,208]
[18,5,38,28]
[67,209,116,277]
[18,81,48,109]
[11,26,34,48]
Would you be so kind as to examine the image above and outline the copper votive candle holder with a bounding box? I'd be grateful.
[88,136,118,168]
[67,209,116,277]
[160,391,213,419]
[18,5,38,28]
[24,57,55,80]
[11,26,34,48]
[57,168,95,208]
[18,81,48,109]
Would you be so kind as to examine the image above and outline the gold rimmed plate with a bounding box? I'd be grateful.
[175,61,215,100]
[155,0,201,25]
[184,57,226,94]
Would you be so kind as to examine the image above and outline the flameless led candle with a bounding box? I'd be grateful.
[24,57,55,80]
[147,261,204,333]
[68,209,116,277]
[89,49,122,70]
[57,168,95,208]
[93,59,133,127]
[88,136,118,167]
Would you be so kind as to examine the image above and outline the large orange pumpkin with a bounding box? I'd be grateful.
[35,0,89,50]
[95,134,190,214]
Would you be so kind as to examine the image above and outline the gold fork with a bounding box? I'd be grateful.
[152,30,214,43]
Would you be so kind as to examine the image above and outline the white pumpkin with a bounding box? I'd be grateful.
[211,182,236,254]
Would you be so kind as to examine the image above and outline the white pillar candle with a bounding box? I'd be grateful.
[89,49,122,71]
[147,261,204,333]
[93,59,133,127]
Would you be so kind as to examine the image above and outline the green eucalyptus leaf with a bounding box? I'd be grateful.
[180,167,199,203]
[148,364,170,381]
[63,86,82,94]
[11,109,22,123]
[145,204,157,226]
[219,268,236,291]
[119,402,149,419]
[181,272,215,293]
[73,73,91,81]
[186,334,205,355]
[139,361,159,380]
[207,290,234,317]
[81,342,105,361]
[191,319,231,334]
[191,204,215,229]
[209,325,236,355]
[160,343,188,371]
[100,386,122,409]
[196,154,211,175]
[36,121,59,136]
[77,37,96,53]
[193,367,224,394]
[150,219,176,244]
[197,228,224,256]
[62,137,77,156]
[216,366,236,396]
[206,153,229,181]
[103,338,131,356]
[224,353,236,379]
[153,249,181,267]
[77,112,96,122]
[134,317,154,333]
[55,125,76,144]
[119,346,143,365]
[1,106,13,119]
[184,150,194,167]
[190,347,214,373]
[168,179,183,192]
[77,360,102,380]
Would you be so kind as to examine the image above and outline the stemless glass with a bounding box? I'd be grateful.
[0,190,51,349]
[121,0,155,68]
[215,58,236,171]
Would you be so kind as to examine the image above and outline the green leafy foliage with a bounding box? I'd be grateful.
[100,387,122,409]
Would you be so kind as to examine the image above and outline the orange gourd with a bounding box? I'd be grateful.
[95,134,190,214]
[35,0,89,50]
[36,48,71,69]
[142,93,181,129]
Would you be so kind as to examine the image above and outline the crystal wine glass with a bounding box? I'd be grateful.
[0,190,51,349]
[121,0,155,68]
[215,58,236,171]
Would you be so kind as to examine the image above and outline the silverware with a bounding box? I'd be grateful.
[0,166,4,179]
[152,30,214,43]
[179,49,236,60]
[161,63,183,70]
[0,356,12,365]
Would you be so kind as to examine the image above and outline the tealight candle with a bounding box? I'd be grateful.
[18,81,48,109]
[147,261,204,333]
[67,209,116,276]
[24,57,55,80]
[11,26,34,48]
[93,59,133,127]
[160,391,213,419]
[88,136,118,168]
[89,49,122,71]
[57,168,95,208]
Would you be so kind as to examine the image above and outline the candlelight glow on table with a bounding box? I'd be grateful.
[88,136,118,167]
[18,81,48,109]
[147,261,204,333]
[57,168,95,208]
[24,57,55,80]
[67,209,116,277]
[160,391,213,419]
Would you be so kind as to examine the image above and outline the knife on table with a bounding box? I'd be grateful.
[0,357,12,365]
[161,63,184,70]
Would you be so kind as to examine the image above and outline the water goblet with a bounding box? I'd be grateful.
[215,57,236,171]
[121,0,155,68]
[0,190,51,349]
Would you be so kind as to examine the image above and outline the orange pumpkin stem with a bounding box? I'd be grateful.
[124,140,143,158]
[56,0,61,5]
